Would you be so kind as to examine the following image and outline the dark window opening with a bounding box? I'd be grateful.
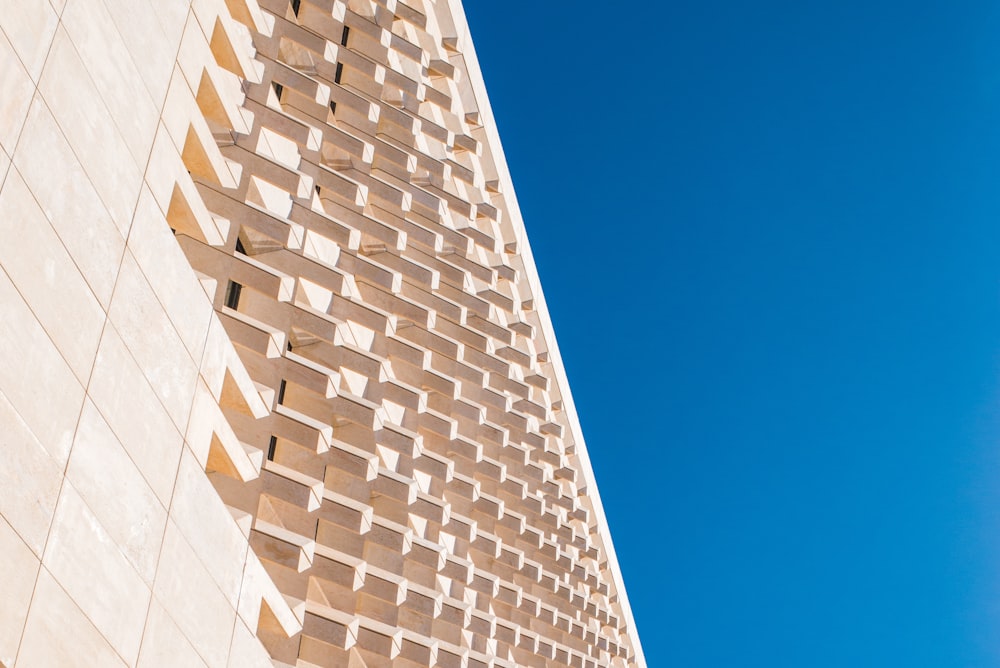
[341,25,350,46]
[235,237,247,255]
[315,184,321,195]
[291,0,301,17]
[334,63,343,84]
[329,100,337,115]
[272,82,284,100]
[267,435,277,461]
[224,280,242,309]
[277,379,287,405]
[286,340,293,352]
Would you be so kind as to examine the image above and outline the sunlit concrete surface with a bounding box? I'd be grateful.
[0,0,643,666]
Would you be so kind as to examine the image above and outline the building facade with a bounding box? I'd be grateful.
[0,0,644,666]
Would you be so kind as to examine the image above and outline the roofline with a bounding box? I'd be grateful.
[444,3,647,664]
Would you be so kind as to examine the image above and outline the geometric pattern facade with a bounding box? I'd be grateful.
[0,0,643,666]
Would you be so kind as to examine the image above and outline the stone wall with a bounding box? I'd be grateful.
[0,1,297,666]
[0,0,643,666]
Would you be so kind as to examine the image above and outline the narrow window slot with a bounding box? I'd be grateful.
[291,0,301,17]
[334,63,343,84]
[277,379,287,405]
[341,25,350,46]
[235,237,247,255]
[267,435,277,461]
[224,281,242,309]
[272,82,284,100]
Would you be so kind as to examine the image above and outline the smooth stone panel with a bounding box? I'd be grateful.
[43,483,151,665]
[154,521,238,668]
[37,27,143,234]
[137,600,209,668]
[0,145,8,187]
[128,186,213,360]
[14,98,125,308]
[227,620,274,668]
[198,315,232,403]
[0,265,84,468]
[17,570,127,668]
[61,0,160,166]
[87,325,184,504]
[0,0,58,80]
[98,0,183,104]
[0,390,64,557]
[0,169,106,383]
[0,515,41,667]
[171,449,249,605]
[0,31,34,154]
[109,252,200,431]
[66,399,168,585]
[149,0,193,55]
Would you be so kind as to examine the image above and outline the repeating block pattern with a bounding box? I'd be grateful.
[0,0,643,665]
[173,0,646,666]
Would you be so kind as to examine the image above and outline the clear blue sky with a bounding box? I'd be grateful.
[464,2,1000,666]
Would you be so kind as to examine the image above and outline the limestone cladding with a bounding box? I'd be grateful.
[0,0,643,666]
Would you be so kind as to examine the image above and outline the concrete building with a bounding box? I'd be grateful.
[0,0,644,666]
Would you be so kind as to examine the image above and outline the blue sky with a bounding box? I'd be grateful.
[464,2,1000,666]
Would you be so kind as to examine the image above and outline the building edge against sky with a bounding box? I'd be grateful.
[445,1,647,663]
[0,0,645,666]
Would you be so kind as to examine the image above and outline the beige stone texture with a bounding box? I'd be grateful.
[0,264,84,468]
[0,0,644,666]
[65,400,168,584]
[14,97,126,308]
[0,390,63,558]
[43,483,151,664]
[18,571,126,668]
[136,600,209,668]
[0,169,106,382]
[127,186,214,358]
[0,0,59,81]
[0,146,9,185]
[87,324,185,505]
[0,2,302,666]
[37,26,144,233]
[0,516,40,667]
[108,251,200,430]
[227,620,275,668]
[0,30,33,155]
[153,521,239,668]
